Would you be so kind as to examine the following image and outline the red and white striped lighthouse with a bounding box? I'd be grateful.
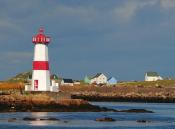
[31,28,51,91]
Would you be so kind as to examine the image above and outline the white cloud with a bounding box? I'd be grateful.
[114,1,157,22]
[0,52,32,64]
[114,2,139,22]
[46,5,99,24]
[0,20,20,31]
[113,0,175,23]
[160,0,175,9]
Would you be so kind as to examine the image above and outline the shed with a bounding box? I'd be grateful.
[61,79,74,86]
[107,77,117,85]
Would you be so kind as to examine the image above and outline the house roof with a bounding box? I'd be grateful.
[28,74,32,79]
[146,72,159,77]
[63,79,73,83]
[84,75,90,79]
[50,74,58,80]
[107,77,116,81]
[92,73,104,79]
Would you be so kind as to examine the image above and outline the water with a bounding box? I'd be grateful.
[0,102,174,129]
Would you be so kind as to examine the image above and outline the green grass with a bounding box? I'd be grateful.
[6,71,32,83]
[117,80,175,87]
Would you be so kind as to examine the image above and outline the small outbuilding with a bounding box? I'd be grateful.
[107,77,117,85]
[73,80,81,85]
[61,79,74,86]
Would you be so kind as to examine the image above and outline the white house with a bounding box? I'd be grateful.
[90,73,107,84]
[73,80,81,85]
[61,79,74,86]
[145,72,163,81]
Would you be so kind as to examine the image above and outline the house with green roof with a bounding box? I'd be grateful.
[145,71,163,81]
[50,74,58,80]
[84,75,91,84]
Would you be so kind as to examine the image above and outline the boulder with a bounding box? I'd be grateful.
[120,109,153,113]
[23,117,37,121]
[95,117,116,122]
[137,119,151,123]
[40,117,59,121]
[8,118,17,122]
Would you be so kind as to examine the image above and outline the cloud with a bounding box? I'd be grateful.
[114,1,157,22]
[160,0,175,9]
[0,0,174,80]
[0,20,22,33]
[0,52,32,64]
[114,2,139,22]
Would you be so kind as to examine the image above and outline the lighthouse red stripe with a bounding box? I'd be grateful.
[33,61,49,70]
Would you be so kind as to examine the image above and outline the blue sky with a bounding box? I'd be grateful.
[0,0,175,81]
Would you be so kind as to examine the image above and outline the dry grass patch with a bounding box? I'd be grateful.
[0,82,24,90]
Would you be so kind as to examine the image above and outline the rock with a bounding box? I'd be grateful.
[8,118,17,122]
[137,119,151,123]
[95,117,116,122]
[63,120,69,123]
[40,117,59,121]
[23,117,37,121]
[120,109,153,113]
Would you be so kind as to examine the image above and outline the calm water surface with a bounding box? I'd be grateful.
[0,102,174,129]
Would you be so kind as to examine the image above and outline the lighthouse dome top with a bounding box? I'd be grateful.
[32,28,50,44]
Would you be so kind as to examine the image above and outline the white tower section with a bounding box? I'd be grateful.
[32,44,50,91]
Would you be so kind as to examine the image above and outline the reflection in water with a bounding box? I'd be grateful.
[29,112,47,126]
[28,120,56,126]
[27,112,56,126]
[30,112,48,117]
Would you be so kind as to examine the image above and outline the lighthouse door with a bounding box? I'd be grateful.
[34,80,38,91]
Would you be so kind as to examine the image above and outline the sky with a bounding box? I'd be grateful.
[0,0,175,81]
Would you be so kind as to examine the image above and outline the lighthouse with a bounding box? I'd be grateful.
[25,28,58,92]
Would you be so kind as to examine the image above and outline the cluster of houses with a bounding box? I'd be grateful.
[58,71,163,86]
[27,71,163,87]
[61,73,117,86]
[84,73,117,85]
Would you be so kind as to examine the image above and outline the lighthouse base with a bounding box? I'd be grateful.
[25,80,59,92]
[32,70,51,91]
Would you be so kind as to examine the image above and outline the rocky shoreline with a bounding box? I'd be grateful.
[71,93,175,103]
[59,81,175,103]
[0,94,106,112]
[71,95,175,103]
[0,94,153,113]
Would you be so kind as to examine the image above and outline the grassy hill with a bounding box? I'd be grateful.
[7,71,32,83]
